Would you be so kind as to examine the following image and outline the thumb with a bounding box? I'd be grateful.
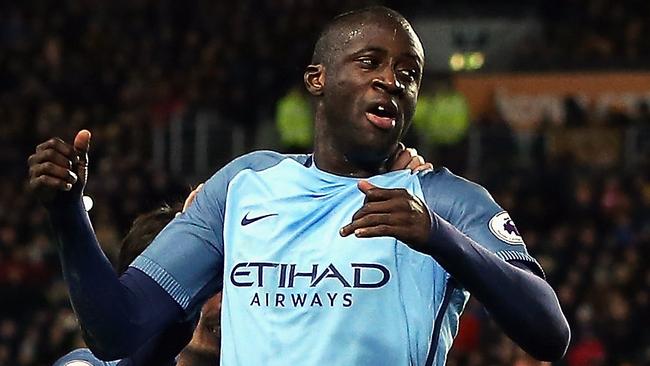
[74,129,91,154]
[73,129,91,164]
[357,180,377,194]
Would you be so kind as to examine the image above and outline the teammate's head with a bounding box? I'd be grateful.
[176,292,222,366]
[115,200,221,362]
[116,202,181,274]
[305,6,424,167]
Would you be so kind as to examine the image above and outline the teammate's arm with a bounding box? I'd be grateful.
[340,180,570,361]
[391,143,434,172]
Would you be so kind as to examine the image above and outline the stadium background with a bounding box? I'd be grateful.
[1,0,649,365]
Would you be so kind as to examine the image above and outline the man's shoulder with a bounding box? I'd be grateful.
[416,167,498,216]
[204,151,309,189]
[417,167,490,197]
[52,348,119,366]
[221,150,309,176]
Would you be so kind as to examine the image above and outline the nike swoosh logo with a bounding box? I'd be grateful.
[241,212,278,226]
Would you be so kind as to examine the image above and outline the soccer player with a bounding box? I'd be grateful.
[46,151,430,366]
[28,6,570,366]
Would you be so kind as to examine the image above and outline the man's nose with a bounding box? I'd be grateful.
[372,67,405,95]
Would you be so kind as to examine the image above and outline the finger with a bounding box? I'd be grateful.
[357,180,377,194]
[405,147,418,157]
[390,147,412,170]
[30,162,78,184]
[413,162,434,172]
[182,190,198,212]
[352,224,406,238]
[74,130,91,164]
[35,138,76,160]
[340,213,400,237]
[182,183,204,212]
[28,149,74,169]
[351,199,410,221]
[359,186,406,204]
[74,130,92,154]
[358,180,393,203]
[359,180,402,198]
[406,155,426,171]
[30,175,73,192]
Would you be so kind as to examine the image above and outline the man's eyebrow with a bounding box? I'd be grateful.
[350,46,387,56]
[350,46,423,66]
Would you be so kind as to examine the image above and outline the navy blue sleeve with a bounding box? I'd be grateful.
[118,313,195,366]
[415,169,570,360]
[421,187,571,361]
[48,198,184,360]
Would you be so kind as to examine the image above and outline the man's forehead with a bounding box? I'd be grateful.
[336,18,424,61]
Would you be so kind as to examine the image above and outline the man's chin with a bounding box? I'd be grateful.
[345,141,400,169]
[178,347,220,365]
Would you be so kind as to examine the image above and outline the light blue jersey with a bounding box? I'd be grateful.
[132,151,541,365]
[53,348,120,366]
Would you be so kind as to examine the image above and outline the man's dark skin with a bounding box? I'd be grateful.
[27,7,569,362]
[305,12,432,250]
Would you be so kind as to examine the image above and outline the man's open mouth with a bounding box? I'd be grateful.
[365,101,398,130]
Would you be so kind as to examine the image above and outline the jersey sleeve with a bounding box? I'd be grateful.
[418,168,544,277]
[130,151,291,314]
[130,160,239,314]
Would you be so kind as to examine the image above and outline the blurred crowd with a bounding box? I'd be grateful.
[445,124,650,365]
[516,0,650,70]
[1,0,649,365]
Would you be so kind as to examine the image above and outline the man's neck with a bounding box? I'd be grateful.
[311,109,400,177]
[312,142,395,178]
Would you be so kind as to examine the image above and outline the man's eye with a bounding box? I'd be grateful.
[358,58,378,67]
[399,69,418,80]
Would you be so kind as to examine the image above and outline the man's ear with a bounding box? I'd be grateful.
[304,64,325,96]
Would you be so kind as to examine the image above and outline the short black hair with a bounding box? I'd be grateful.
[311,6,412,66]
[116,202,183,274]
